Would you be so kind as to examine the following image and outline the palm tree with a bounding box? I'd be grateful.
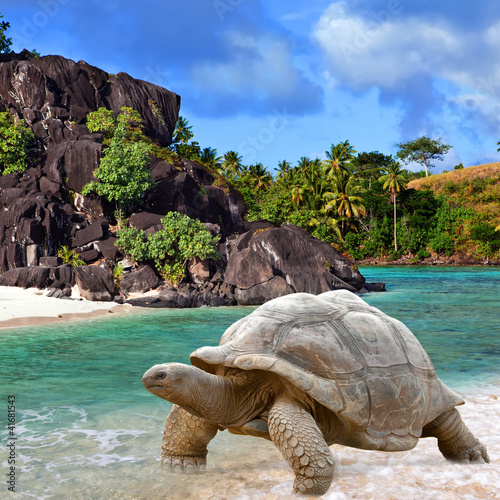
[172,116,193,144]
[248,163,273,190]
[379,161,408,252]
[324,170,366,237]
[222,151,243,179]
[325,140,356,176]
[289,181,308,207]
[276,160,291,180]
[200,147,222,171]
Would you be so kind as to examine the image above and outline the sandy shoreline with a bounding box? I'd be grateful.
[0,286,132,329]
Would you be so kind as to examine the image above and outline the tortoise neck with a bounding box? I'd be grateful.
[181,368,275,427]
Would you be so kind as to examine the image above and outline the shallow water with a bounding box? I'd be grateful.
[1,266,499,499]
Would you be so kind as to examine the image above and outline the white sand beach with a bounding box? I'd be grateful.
[0,286,131,329]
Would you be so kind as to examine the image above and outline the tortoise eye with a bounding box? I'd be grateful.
[156,371,166,380]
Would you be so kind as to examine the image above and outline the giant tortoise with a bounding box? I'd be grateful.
[142,290,489,495]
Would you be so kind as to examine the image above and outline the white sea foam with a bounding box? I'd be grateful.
[9,382,500,499]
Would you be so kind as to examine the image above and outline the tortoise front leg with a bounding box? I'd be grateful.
[268,396,335,495]
[422,408,490,463]
[161,404,219,472]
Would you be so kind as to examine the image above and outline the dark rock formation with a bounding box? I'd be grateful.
[143,162,246,236]
[72,218,108,248]
[44,139,102,194]
[94,235,121,261]
[0,54,179,146]
[0,197,70,272]
[129,212,163,231]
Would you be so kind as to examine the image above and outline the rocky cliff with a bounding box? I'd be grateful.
[0,52,371,305]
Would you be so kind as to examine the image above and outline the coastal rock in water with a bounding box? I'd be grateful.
[73,265,115,301]
[224,223,365,305]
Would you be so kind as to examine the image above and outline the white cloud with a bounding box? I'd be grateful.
[191,33,302,98]
[311,1,500,140]
[312,2,463,90]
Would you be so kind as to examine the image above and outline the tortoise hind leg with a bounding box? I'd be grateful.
[422,408,490,463]
[161,404,219,472]
[268,396,335,495]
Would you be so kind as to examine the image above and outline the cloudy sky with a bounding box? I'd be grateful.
[4,0,500,172]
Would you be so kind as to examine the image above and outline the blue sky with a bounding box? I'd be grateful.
[4,0,500,173]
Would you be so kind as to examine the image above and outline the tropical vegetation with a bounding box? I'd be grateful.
[155,117,499,262]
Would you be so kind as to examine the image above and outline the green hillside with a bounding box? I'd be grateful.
[409,163,500,229]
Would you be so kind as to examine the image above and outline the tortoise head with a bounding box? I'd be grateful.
[142,362,197,404]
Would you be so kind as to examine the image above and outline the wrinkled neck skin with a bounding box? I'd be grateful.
[170,366,278,428]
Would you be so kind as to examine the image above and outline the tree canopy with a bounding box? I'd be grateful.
[0,13,12,54]
[82,107,154,222]
[396,136,451,177]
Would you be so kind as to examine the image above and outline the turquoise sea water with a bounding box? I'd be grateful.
[1,266,499,499]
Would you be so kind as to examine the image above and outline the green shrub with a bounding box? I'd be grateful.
[442,180,457,195]
[116,212,220,284]
[429,232,454,256]
[470,223,497,242]
[86,107,116,142]
[343,232,364,260]
[58,246,86,267]
[0,112,34,174]
[175,141,201,161]
[416,249,431,259]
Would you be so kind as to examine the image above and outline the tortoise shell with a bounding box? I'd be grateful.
[191,290,463,450]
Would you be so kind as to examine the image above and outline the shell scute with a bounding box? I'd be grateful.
[190,290,464,443]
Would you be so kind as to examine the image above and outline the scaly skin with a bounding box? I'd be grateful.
[268,396,335,495]
[422,408,490,463]
[161,404,220,472]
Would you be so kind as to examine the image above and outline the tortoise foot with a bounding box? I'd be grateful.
[446,440,490,464]
[161,454,207,472]
[293,474,332,495]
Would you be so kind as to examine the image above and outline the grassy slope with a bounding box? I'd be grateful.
[408,163,500,228]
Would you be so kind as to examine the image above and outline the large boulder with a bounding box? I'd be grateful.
[100,72,180,145]
[120,265,159,295]
[0,266,51,288]
[72,218,108,248]
[224,223,365,305]
[73,265,115,301]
